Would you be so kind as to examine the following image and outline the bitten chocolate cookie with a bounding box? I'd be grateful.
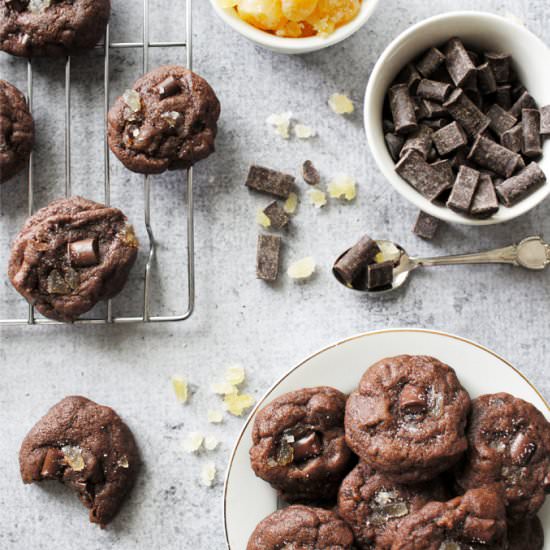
[345,355,471,483]
[0,0,110,57]
[250,387,354,503]
[391,486,508,550]
[107,65,220,174]
[456,393,550,522]
[19,396,139,527]
[8,196,138,322]
[508,516,544,550]
[337,462,449,549]
[247,505,355,550]
[0,79,33,183]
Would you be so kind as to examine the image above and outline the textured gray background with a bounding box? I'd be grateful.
[1,0,549,548]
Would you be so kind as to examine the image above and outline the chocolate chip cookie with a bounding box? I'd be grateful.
[392,486,508,550]
[0,0,110,57]
[508,516,544,550]
[247,505,355,550]
[345,355,471,483]
[0,79,34,183]
[8,196,139,322]
[107,65,220,174]
[250,387,355,503]
[456,393,550,522]
[337,462,449,549]
[19,396,140,527]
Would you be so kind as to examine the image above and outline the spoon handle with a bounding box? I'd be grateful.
[411,245,520,268]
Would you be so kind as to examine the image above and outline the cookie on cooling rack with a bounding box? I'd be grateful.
[0,79,34,183]
[0,0,110,57]
[8,196,139,322]
[107,65,220,174]
[19,396,139,527]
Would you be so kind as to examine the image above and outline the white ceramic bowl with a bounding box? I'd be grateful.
[364,12,550,226]
[209,0,380,54]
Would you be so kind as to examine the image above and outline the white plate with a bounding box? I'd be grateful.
[224,328,549,549]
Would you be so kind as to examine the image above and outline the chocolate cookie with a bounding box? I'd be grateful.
[508,516,544,550]
[392,486,508,550]
[337,462,449,549]
[345,355,471,483]
[8,196,138,322]
[0,0,110,57]
[247,505,355,550]
[107,65,220,174]
[19,396,139,527]
[250,387,354,503]
[456,393,550,522]
[0,79,34,183]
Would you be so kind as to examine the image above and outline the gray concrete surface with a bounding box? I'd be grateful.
[1,0,549,548]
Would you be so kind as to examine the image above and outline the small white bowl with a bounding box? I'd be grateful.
[209,0,380,54]
[364,11,550,226]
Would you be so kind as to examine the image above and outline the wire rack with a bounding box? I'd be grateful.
[1,0,195,326]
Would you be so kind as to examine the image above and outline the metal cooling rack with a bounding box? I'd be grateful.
[0,0,195,325]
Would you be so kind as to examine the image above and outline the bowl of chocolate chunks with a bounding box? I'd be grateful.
[364,11,550,225]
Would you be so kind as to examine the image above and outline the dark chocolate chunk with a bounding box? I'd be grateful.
[496,163,547,206]
[400,125,433,160]
[246,165,295,199]
[465,88,483,110]
[444,88,490,138]
[416,47,446,78]
[383,119,395,133]
[470,174,499,218]
[256,234,281,281]
[302,160,320,186]
[447,166,480,213]
[367,261,394,291]
[385,133,405,162]
[431,159,454,182]
[333,235,380,288]
[423,118,449,130]
[413,211,440,240]
[445,38,477,87]
[522,109,542,158]
[476,62,497,95]
[510,91,537,118]
[495,85,513,110]
[467,50,480,66]
[157,76,181,99]
[421,99,447,120]
[501,124,523,153]
[292,433,322,462]
[389,84,418,135]
[263,202,290,230]
[468,135,522,178]
[433,122,468,156]
[539,105,550,135]
[413,97,429,121]
[417,79,452,103]
[512,83,527,101]
[427,147,438,163]
[486,52,512,84]
[395,150,453,201]
[397,64,422,93]
[486,104,517,138]
[451,148,469,171]
[68,238,99,267]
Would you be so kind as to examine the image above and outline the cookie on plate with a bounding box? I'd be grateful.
[250,386,354,503]
[19,396,139,527]
[337,461,450,549]
[0,79,34,183]
[508,516,544,550]
[107,65,220,174]
[391,486,508,550]
[0,0,110,57]
[247,505,355,550]
[8,196,138,322]
[456,392,550,522]
[345,355,471,483]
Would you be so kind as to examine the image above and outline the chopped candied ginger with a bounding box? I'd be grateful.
[287,256,316,279]
[212,381,238,396]
[208,410,224,423]
[61,446,85,471]
[226,365,246,386]
[375,241,401,264]
[284,192,298,214]
[117,456,129,469]
[307,0,360,35]
[276,21,304,38]
[224,393,256,416]
[183,432,204,453]
[237,0,285,31]
[257,209,272,228]
[329,93,354,115]
[201,463,217,487]
[204,436,219,451]
[266,112,292,139]
[327,174,356,200]
[294,124,316,139]
[307,188,327,208]
[171,375,189,404]
[282,0,318,21]
[123,89,142,113]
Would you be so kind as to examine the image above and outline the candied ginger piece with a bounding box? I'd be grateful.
[327,174,356,200]
[61,446,85,471]
[287,256,316,279]
[183,432,204,453]
[284,192,298,214]
[307,188,327,208]
[204,436,219,451]
[226,365,246,386]
[123,89,142,113]
[201,463,217,487]
[224,393,256,416]
[328,93,354,115]
[295,124,316,139]
[238,0,285,31]
[276,21,304,38]
[257,209,272,228]
[171,375,189,403]
[375,241,401,264]
[212,381,238,396]
[267,112,292,139]
[208,410,224,424]
[310,0,360,30]
[281,0,318,21]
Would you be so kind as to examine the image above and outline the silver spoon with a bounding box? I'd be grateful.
[334,236,550,294]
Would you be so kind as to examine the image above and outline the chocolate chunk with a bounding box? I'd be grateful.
[421,99,447,120]
[397,64,422,93]
[496,162,547,206]
[476,62,497,95]
[539,105,550,135]
[400,125,433,160]
[399,384,427,412]
[367,261,394,291]
[385,133,405,162]
[413,211,440,240]
[486,104,517,138]
[383,119,395,133]
[510,433,537,466]
[263,202,289,230]
[522,109,542,159]
[433,122,468,156]
[256,234,281,281]
[68,238,99,267]
[470,174,499,218]
[444,88,490,138]
[423,118,449,130]
[40,448,64,478]
[427,147,438,163]
[302,160,320,186]
[431,159,454,182]
[414,97,429,121]
[396,150,453,201]
[417,79,452,103]
[246,165,295,199]
[451,148,469,171]
[465,88,483,110]
[495,85,513,110]
[293,433,322,462]
[468,135,522,178]
[501,124,523,153]
[486,52,512,84]
[416,47,446,78]
[156,76,181,99]
[510,91,537,118]
[333,235,380,288]
[447,166,480,213]
[467,50,480,66]
[445,38,477,87]
[389,84,418,135]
